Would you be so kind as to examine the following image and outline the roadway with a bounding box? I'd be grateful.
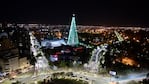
[112,72,148,84]
[2,68,148,84]
[2,68,110,84]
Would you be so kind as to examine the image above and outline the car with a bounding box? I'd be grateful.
[114,75,119,78]
[66,72,73,76]
[10,78,15,80]
[72,75,77,77]
[80,76,83,78]
[85,78,89,80]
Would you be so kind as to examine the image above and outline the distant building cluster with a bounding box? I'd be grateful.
[1,23,148,41]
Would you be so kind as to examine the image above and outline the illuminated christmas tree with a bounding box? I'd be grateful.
[67,14,79,45]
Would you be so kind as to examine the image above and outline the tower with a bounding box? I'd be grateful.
[67,14,79,45]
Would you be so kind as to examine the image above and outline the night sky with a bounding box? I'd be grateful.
[0,0,148,27]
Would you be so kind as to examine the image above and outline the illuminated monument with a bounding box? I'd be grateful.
[67,14,79,45]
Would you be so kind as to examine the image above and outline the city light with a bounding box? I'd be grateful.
[0,16,149,84]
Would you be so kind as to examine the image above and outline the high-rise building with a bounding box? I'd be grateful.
[0,32,30,73]
[67,14,79,45]
[11,27,30,58]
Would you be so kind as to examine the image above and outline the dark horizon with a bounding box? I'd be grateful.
[0,0,148,27]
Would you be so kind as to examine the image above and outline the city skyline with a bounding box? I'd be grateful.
[0,0,148,27]
[0,14,149,83]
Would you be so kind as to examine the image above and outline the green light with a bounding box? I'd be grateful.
[67,14,79,45]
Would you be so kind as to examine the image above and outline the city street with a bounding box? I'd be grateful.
[2,68,148,84]
[2,68,111,84]
[112,72,148,84]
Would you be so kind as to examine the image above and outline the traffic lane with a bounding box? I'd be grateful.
[74,72,110,84]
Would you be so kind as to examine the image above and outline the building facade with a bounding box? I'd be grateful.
[0,32,30,73]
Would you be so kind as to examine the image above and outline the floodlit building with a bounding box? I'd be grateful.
[0,56,19,73]
[0,33,19,72]
[41,39,66,49]
[0,55,30,73]
[0,32,30,73]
